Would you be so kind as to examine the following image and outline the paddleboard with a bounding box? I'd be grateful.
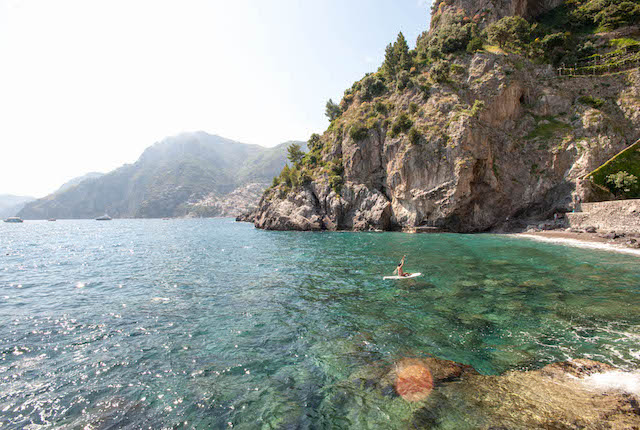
[383,272,422,280]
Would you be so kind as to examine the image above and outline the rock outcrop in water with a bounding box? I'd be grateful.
[253,1,640,232]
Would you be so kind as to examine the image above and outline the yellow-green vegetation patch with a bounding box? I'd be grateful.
[586,140,640,198]
[610,38,640,48]
[578,95,605,109]
[525,116,572,140]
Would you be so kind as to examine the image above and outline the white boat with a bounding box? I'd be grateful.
[96,214,112,221]
[4,217,23,223]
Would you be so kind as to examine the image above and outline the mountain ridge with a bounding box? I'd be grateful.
[19,132,304,219]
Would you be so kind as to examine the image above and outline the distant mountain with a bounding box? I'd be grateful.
[0,195,36,218]
[55,172,104,194]
[18,132,305,219]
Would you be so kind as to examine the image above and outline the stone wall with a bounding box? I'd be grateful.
[566,199,640,233]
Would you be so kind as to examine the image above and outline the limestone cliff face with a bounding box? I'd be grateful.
[431,0,563,29]
[254,54,640,232]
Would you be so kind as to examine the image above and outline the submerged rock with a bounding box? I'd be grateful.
[394,359,434,402]
[352,356,640,428]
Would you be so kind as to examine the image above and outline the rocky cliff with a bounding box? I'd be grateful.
[252,0,640,232]
[431,0,563,28]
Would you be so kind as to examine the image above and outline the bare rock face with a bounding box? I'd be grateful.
[432,0,564,29]
[254,183,392,231]
[255,52,639,232]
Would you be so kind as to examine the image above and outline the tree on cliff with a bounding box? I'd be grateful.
[394,32,411,71]
[308,133,322,152]
[487,16,530,50]
[325,99,341,122]
[383,32,411,78]
[286,143,305,166]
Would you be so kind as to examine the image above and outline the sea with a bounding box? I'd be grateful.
[1,218,640,428]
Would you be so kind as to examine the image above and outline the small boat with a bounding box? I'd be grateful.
[96,214,112,221]
[48,219,56,222]
[4,217,23,223]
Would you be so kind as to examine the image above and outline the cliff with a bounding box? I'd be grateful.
[19,133,304,219]
[252,0,640,232]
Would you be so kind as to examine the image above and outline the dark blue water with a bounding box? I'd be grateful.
[1,219,640,428]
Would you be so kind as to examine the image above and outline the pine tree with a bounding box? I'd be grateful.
[383,43,397,77]
[393,32,411,71]
[325,99,341,122]
[286,143,305,166]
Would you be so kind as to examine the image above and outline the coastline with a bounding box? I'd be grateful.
[513,231,640,257]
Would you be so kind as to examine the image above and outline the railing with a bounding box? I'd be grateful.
[557,44,640,77]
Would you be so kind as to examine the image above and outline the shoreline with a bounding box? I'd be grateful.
[513,231,640,256]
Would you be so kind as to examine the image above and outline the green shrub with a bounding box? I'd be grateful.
[396,70,411,91]
[450,63,466,75]
[430,60,450,83]
[418,83,431,99]
[467,37,484,53]
[390,113,414,137]
[409,102,419,114]
[271,176,280,187]
[591,1,640,30]
[328,160,344,176]
[374,101,388,114]
[349,124,369,142]
[280,164,292,187]
[408,127,421,145]
[360,75,387,101]
[302,153,318,168]
[487,16,530,50]
[606,171,639,197]
[308,133,323,152]
[470,99,485,117]
[577,40,597,58]
[426,12,474,55]
[329,175,344,194]
[578,95,605,109]
[299,170,312,186]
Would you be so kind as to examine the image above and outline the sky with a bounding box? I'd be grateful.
[0,0,431,197]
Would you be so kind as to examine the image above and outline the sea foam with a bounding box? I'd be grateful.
[582,370,640,395]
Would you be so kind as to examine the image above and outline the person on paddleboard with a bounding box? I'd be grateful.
[393,255,411,277]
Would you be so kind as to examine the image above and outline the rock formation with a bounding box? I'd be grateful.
[432,0,564,29]
[255,60,639,232]
[253,0,640,232]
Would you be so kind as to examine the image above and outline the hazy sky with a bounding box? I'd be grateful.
[0,0,431,197]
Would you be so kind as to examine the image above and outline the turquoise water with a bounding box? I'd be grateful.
[1,219,640,428]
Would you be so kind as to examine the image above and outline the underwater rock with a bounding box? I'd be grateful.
[394,361,434,402]
[357,356,640,428]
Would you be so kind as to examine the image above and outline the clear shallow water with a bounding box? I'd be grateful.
[1,219,640,428]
